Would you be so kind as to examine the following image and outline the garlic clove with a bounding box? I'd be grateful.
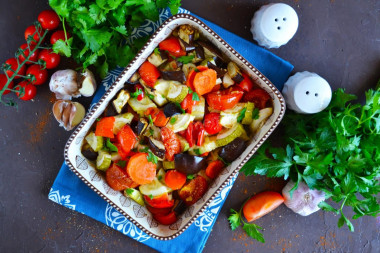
[50,70,80,100]
[78,69,97,97]
[52,100,86,131]
[282,180,325,216]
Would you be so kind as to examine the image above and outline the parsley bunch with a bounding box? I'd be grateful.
[242,86,380,231]
[49,0,181,78]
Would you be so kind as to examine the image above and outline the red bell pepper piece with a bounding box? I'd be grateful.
[95,117,115,138]
[138,61,160,87]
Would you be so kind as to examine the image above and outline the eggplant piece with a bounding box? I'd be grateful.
[182,63,197,78]
[197,40,224,62]
[174,153,208,175]
[147,137,166,159]
[82,148,98,161]
[137,118,148,135]
[173,200,187,215]
[178,37,196,52]
[148,49,168,67]
[126,72,140,85]
[112,89,130,114]
[207,62,227,78]
[160,60,182,72]
[218,138,247,163]
[227,62,244,83]
[160,70,186,83]
[103,105,118,117]
[163,103,183,117]
[178,24,197,44]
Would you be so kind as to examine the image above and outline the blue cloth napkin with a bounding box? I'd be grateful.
[48,8,293,253]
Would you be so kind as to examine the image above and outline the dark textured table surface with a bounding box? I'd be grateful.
[0,0,379,252]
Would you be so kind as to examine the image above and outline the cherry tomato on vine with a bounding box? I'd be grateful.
[38,49,61,69]
[0,74,14,95]
[4,58,25,79]
[38,10,60,30]
[18,44,39,64]
[15,81,37,101]
[50,30,71,45]
[26,64,48,85]
[24,25,44,45]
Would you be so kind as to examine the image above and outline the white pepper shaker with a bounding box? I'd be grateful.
[282,71,332,114]
[251,3,299,49]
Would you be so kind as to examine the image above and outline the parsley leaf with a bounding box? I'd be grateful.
[237,108,247,123]
[174,102,185,114]
[52,38,73,57]
[154,48,160,55]
[194,149,201,155]
[188,87,200,102]
[147,150,158,164]
[103,138,118,152]
[125,188,134,195]
[170,117,177,124]
[117,160,127,168]
[148,115,154,125]
[228,208,265,243]
[252,108,260,120]
[187,174,195,180]
[148,194,154,200]
[149,129,154,136]
[131,88,143,98]
[228,209,241,231]
[176,55,194,64]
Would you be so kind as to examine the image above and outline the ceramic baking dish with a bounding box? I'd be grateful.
[64,13,286,240]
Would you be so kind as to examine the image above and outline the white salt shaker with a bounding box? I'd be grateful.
[251,3,299,48]
[282,71,332,114]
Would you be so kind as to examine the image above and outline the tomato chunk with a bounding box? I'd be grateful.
[116,124,137,154]
[206,87,244,110]
[203,113,222,135]
[153,211,177,225]
[106,163,139,191]
[144,193,174,208]
[161,127,181,161]
[243,191,284,222]
[159,37,186,57]
[237,73,254,92]
[178,176,208,205]
[138,61,160,87]
[243,88,271,109]
[95,117,115,138]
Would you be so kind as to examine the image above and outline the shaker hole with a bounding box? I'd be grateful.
[306,91,310,95]
[277,26,281,30]
[315,93,318,97]
[283,17,287,21]
[275,18,278,22]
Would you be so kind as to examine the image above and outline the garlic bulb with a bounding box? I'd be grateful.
[52,100,86,131]
[50,69,97,100]
[282,180,325,216]
[49,70,81,100]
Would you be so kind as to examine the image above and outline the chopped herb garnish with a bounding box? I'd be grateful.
[149,129,154,136]
[154,48,160,55]
[148,115,154,125]
[194,148,202,155]
[139,147,149,153]
[158,175,162,180]
[147,93,155,100]
[96,118,101,122]
[126,188,134,195]
[131,88,143,98]
[148,194,154,200]
[194,68,200,72]
[187,174,195,180]
[170,117,177,124]
[218,156,231,166]
[103,138,118,152]
[117,160,127,168]
[174,102,185,114]
[176,55,195,64]
[237,108,247,123]
[252,108,260,120]
[192,92,200,101]
[147,150,158,164]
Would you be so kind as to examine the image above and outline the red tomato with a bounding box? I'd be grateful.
[38,10,60,30]
[15,81,37,101]
[26,64,48,85]
[161,127,181,161]
[0,74,14,95]
[18,44,39,64]
[159,37,186,57]
[243,88,271,109]
[206,87,244,110]
[24,25,44,45]
[180,93,199,113]
[243,191,284,222]
[38,49,61,69]
[146,205,172,216]
[178,176,208,205]
[106,163,139,191]
[138,61,160,87]
[237,73,254,92]
[117,124,137,154]
[144,193,174,209]
[4,58,25,79]
[50,30,71,45]
[153,211,177,225]
[203,113,222,135]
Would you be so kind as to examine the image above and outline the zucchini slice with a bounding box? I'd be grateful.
[128,96,157,116]
[188,136,218,155]
[85,132,104,152]
[96,150,112,171]
[148,51,167,67]
[242,102,255,125]
[250,108,273,133]
[219,103,245,128]
[191,96,205,121]
[216,123,246,147]
[124,188,145,206]
[139,178,172,197]
[163,161,175,170]
[166,82,189,103]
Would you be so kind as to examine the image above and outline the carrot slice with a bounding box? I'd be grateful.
[165,170,187,190]
[205,160,224,179]
[186,66,209,91]
[127,153,157,185]
[117,124,137,154]
[95,117,115,138]
[193,69,217,95]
